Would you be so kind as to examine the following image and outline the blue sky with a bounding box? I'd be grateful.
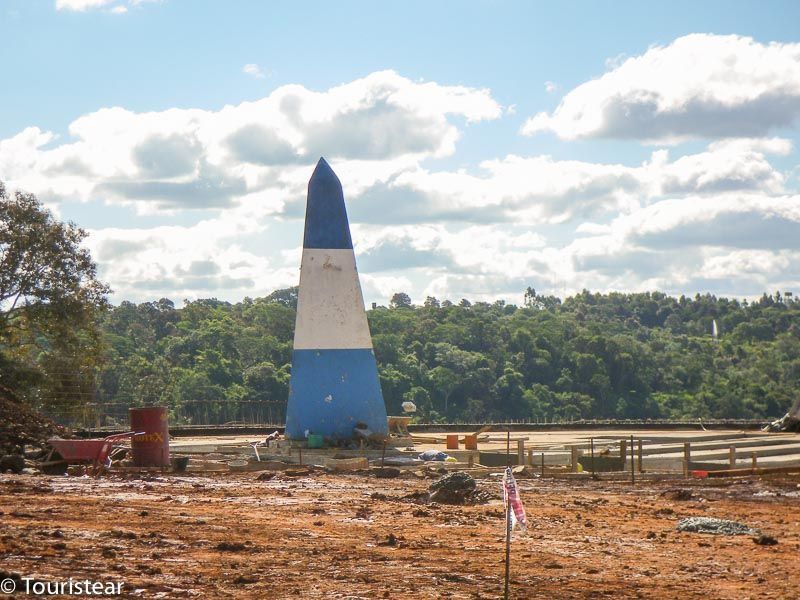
[1,1,799,305]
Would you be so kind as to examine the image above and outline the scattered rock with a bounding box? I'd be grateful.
[256,472,276,481]
[0,454,25,474]
[429,472,487,505]
[763,411,800,433]
[355,507,371,520]
[374,467,401,479]
[107,529,137,540]
[401,490,431,504]
[753,534,778,546]
[662,489,693,501]
[676,517,758,536]
[215,541,247,552]
[232,574,258,585]
[646,531,657,539]
[378,533,399,547]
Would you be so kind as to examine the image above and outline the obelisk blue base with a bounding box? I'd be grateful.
[285,348,389,440]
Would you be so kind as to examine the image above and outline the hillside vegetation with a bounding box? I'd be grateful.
[92,288,800,425]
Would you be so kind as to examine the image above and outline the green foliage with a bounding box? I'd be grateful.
[93,287,800,425]
[0,183,110,419]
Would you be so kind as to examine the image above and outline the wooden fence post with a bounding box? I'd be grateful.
[637,439,643,473]
[683,442,691,476]
[620,439,627,470]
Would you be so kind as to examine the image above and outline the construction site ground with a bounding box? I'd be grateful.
[2,467,800,599]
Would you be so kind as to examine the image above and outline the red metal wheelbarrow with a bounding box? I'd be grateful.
[47,432,140,475]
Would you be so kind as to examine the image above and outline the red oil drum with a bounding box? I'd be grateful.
[130,407,170,467]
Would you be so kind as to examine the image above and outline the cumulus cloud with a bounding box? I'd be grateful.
[84,207,296,302]
[341,140,788,226]
[3,66,797,306]
[0,71,502,214]
[559,192,800,297]
[522,34,800,141]
[242,63,266,79]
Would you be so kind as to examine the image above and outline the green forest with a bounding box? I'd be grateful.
[87,286,799,426]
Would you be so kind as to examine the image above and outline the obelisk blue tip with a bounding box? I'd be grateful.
[303,157,353,250]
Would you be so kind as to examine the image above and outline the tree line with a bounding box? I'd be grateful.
[91,286,799,425]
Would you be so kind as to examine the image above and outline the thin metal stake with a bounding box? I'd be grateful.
[504,497,511,600]
[590,437,595,476]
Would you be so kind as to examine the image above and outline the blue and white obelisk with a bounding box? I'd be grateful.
[285,158,388,440]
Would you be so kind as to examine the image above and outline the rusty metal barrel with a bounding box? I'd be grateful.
[130,407,170,467]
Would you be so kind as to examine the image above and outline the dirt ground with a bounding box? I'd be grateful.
[1,470,799,599]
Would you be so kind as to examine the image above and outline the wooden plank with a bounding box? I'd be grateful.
[706,464,800,477]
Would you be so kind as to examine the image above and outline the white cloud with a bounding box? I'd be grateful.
[85,204,298,302]
[3,67,798,306]
[0,71,502,213]
[544,81,558,93]
[56,0,115,10]
[345,140,787,227]
[242,63,265,79]
[522,34,800,141]
[56,0,159,11]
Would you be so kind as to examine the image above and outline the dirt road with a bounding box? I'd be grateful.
[1,471,798,598]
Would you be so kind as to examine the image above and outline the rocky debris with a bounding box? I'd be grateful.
[401,490,431,504]
[215,541,247,552]
[763,413,800,433]
[408,466,448,479]
[256,471,276,481]
[373,467,401,479]
[676,517,758,536]
[0,385,71,454]
[753,534,778,546]
[0,454,25,474]
[377,533,400,547]
[428,472,490,505]
[662,488,693,501]
[764,398,800,432]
